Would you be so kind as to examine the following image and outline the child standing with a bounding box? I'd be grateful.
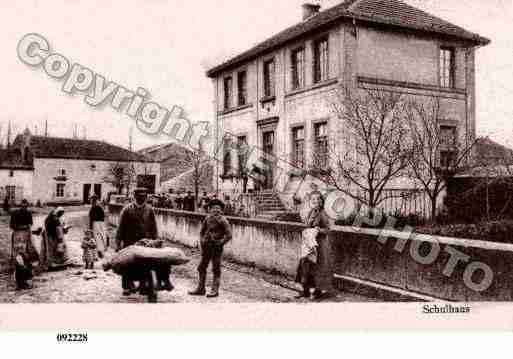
[81,230,97,270]
[188,199,232,298]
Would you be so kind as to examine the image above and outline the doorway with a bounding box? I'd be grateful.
[83,183,91,204]
[261,130,275,190]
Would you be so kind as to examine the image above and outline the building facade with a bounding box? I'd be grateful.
[0,130,160,205]
[207,0,489,215]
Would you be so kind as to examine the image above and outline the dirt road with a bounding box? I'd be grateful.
[0,210,373,303]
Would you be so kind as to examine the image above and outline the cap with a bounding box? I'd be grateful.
[133,187,148,194]
[208,198,225,210]
[55,206,65,214]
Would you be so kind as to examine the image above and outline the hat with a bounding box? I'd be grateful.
[133,187,148,194]
[55,206,65,214]
[90,194,99,200]
[208,198,225,210]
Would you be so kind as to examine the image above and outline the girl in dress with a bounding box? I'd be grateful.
[81,230,97,270]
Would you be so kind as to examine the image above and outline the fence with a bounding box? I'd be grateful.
[378,188,432,220]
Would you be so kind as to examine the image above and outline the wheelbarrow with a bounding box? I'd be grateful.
[103,245,190,303]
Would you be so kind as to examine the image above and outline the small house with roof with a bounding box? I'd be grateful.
[0,129,160,205]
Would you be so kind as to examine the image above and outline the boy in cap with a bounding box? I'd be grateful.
[189,198,232,298]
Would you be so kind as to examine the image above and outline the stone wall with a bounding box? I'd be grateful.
[108,204,513,301]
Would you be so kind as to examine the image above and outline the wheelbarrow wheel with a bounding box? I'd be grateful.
[147,269,158,303]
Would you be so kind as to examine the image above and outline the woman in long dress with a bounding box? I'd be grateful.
[295,191,334,300]
[40,207,71,270]
[89,195,107,258]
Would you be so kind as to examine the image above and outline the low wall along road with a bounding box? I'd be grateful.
[108,204,513,301]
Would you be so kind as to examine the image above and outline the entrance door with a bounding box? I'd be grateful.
[94,184,102,200]
[83,183,91,204]
[262,130,275,190]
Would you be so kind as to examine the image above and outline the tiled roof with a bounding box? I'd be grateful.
[12,135,153,163]
[206,0,490,77]
[0,148,33,170]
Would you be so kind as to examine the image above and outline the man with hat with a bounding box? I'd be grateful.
[115,187,161,299]
[189,198,232,298]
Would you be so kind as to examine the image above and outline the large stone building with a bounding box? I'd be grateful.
[207,0,489,214]
[0,130,160,205]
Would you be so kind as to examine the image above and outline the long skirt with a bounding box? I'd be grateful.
[314,236,334,292]
[11,230,38,273]
[295,235,334,292]
[40,231,71,270]
[92,221,107,256]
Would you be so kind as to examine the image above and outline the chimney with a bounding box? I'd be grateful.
[302,3,321,20]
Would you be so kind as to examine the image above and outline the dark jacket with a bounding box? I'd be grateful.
[115,202,158,249]
[200,214,232,245]
[89,204,105,229]
[10,208,33,230]
[182,195,195,212]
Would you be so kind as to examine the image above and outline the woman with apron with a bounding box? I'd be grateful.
[89,194,107,258]
[295,191,334,300]
[40,207,71,270]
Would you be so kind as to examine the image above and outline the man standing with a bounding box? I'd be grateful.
[183,190,195,212]
[10,199,36,290]
[115,187,160,299]
[189,199,232,298]
[198,191,210,213]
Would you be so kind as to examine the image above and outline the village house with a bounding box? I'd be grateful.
[0,129,160,205]
[207,0,489,216]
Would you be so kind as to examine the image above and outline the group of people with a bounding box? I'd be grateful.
[9,195,108,290]
[9,185,334,301]
[149,190,250,218]
[148,190,201,212]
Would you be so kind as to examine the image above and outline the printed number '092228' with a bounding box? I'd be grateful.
[56,333,88,342]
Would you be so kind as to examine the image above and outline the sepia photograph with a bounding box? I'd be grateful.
[0,0,512,331]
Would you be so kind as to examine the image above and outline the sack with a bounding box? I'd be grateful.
[105,245,190,275]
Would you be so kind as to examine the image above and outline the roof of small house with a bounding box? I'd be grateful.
[0,148,33,170]
[12,135,154,163]
[206,0,490,77]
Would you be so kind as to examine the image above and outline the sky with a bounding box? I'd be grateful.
[0,0,511,151]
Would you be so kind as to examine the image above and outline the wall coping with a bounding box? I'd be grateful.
[334,225,513,252]
[109,204,513,252]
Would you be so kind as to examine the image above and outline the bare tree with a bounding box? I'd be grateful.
[404,97,477,222]
[176,141,211,203]
[323,86,413,213]
[104,162,137,195]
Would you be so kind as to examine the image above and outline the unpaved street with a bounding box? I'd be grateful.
[0,211,372,303]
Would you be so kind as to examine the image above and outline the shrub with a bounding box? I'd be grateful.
[417,220,513,244]
[334,210,426,229]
